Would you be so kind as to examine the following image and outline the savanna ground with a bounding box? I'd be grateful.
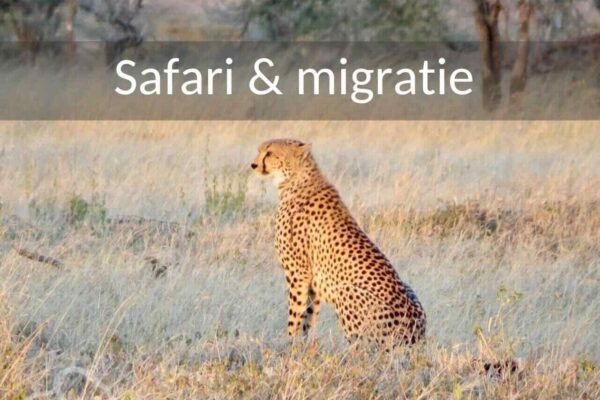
[0,121,599,399]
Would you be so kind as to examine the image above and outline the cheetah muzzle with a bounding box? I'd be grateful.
[252,138,426,347]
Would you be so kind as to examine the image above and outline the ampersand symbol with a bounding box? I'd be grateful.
[249,58,282,95]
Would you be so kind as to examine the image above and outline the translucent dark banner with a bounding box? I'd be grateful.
[0,41,597,120]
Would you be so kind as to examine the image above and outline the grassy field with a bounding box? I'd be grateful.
[0,121,599,398]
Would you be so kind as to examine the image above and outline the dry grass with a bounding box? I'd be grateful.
[0,121,599,398]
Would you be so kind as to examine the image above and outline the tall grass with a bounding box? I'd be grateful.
[0,121,598,398]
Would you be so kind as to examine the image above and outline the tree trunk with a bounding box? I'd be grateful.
[510,1,533,101]
[63,0,78,63]
[473,0,502,111]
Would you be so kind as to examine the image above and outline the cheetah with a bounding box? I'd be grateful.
[251,139,426,346]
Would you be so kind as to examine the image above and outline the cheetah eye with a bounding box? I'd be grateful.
[265,151,272,157]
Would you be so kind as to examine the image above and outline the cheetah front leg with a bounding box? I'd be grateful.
[286,278,312,337]
[301,286,321,337]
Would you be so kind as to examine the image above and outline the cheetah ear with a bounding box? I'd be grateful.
[298,142,312,161]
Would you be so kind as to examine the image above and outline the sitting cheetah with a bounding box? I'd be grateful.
[251,139,426,346]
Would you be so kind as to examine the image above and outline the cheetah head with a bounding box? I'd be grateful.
[251,139,313,186]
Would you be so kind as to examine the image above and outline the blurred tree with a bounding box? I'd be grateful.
[471,0,597,112]
[532,0,598,40]
[79,0,145,64]
[0,0,144,64]
[0,0,75,62]
[230,0,598,41]
[235,0,444,40]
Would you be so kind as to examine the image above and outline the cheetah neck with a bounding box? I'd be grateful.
[277,166,329,202]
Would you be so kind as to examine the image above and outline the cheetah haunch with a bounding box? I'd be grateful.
[252,139,426,346]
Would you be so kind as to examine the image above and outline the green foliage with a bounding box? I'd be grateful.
[68,196,88,224]
[67,194,108,228]
[204,170,249,219]
[578,356,595,373]
[496,285,523,306]
[241,0,444,40]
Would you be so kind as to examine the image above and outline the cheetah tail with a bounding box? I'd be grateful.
[12,246,64,268]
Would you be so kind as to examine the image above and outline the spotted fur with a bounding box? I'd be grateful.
[252,139,426,346]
